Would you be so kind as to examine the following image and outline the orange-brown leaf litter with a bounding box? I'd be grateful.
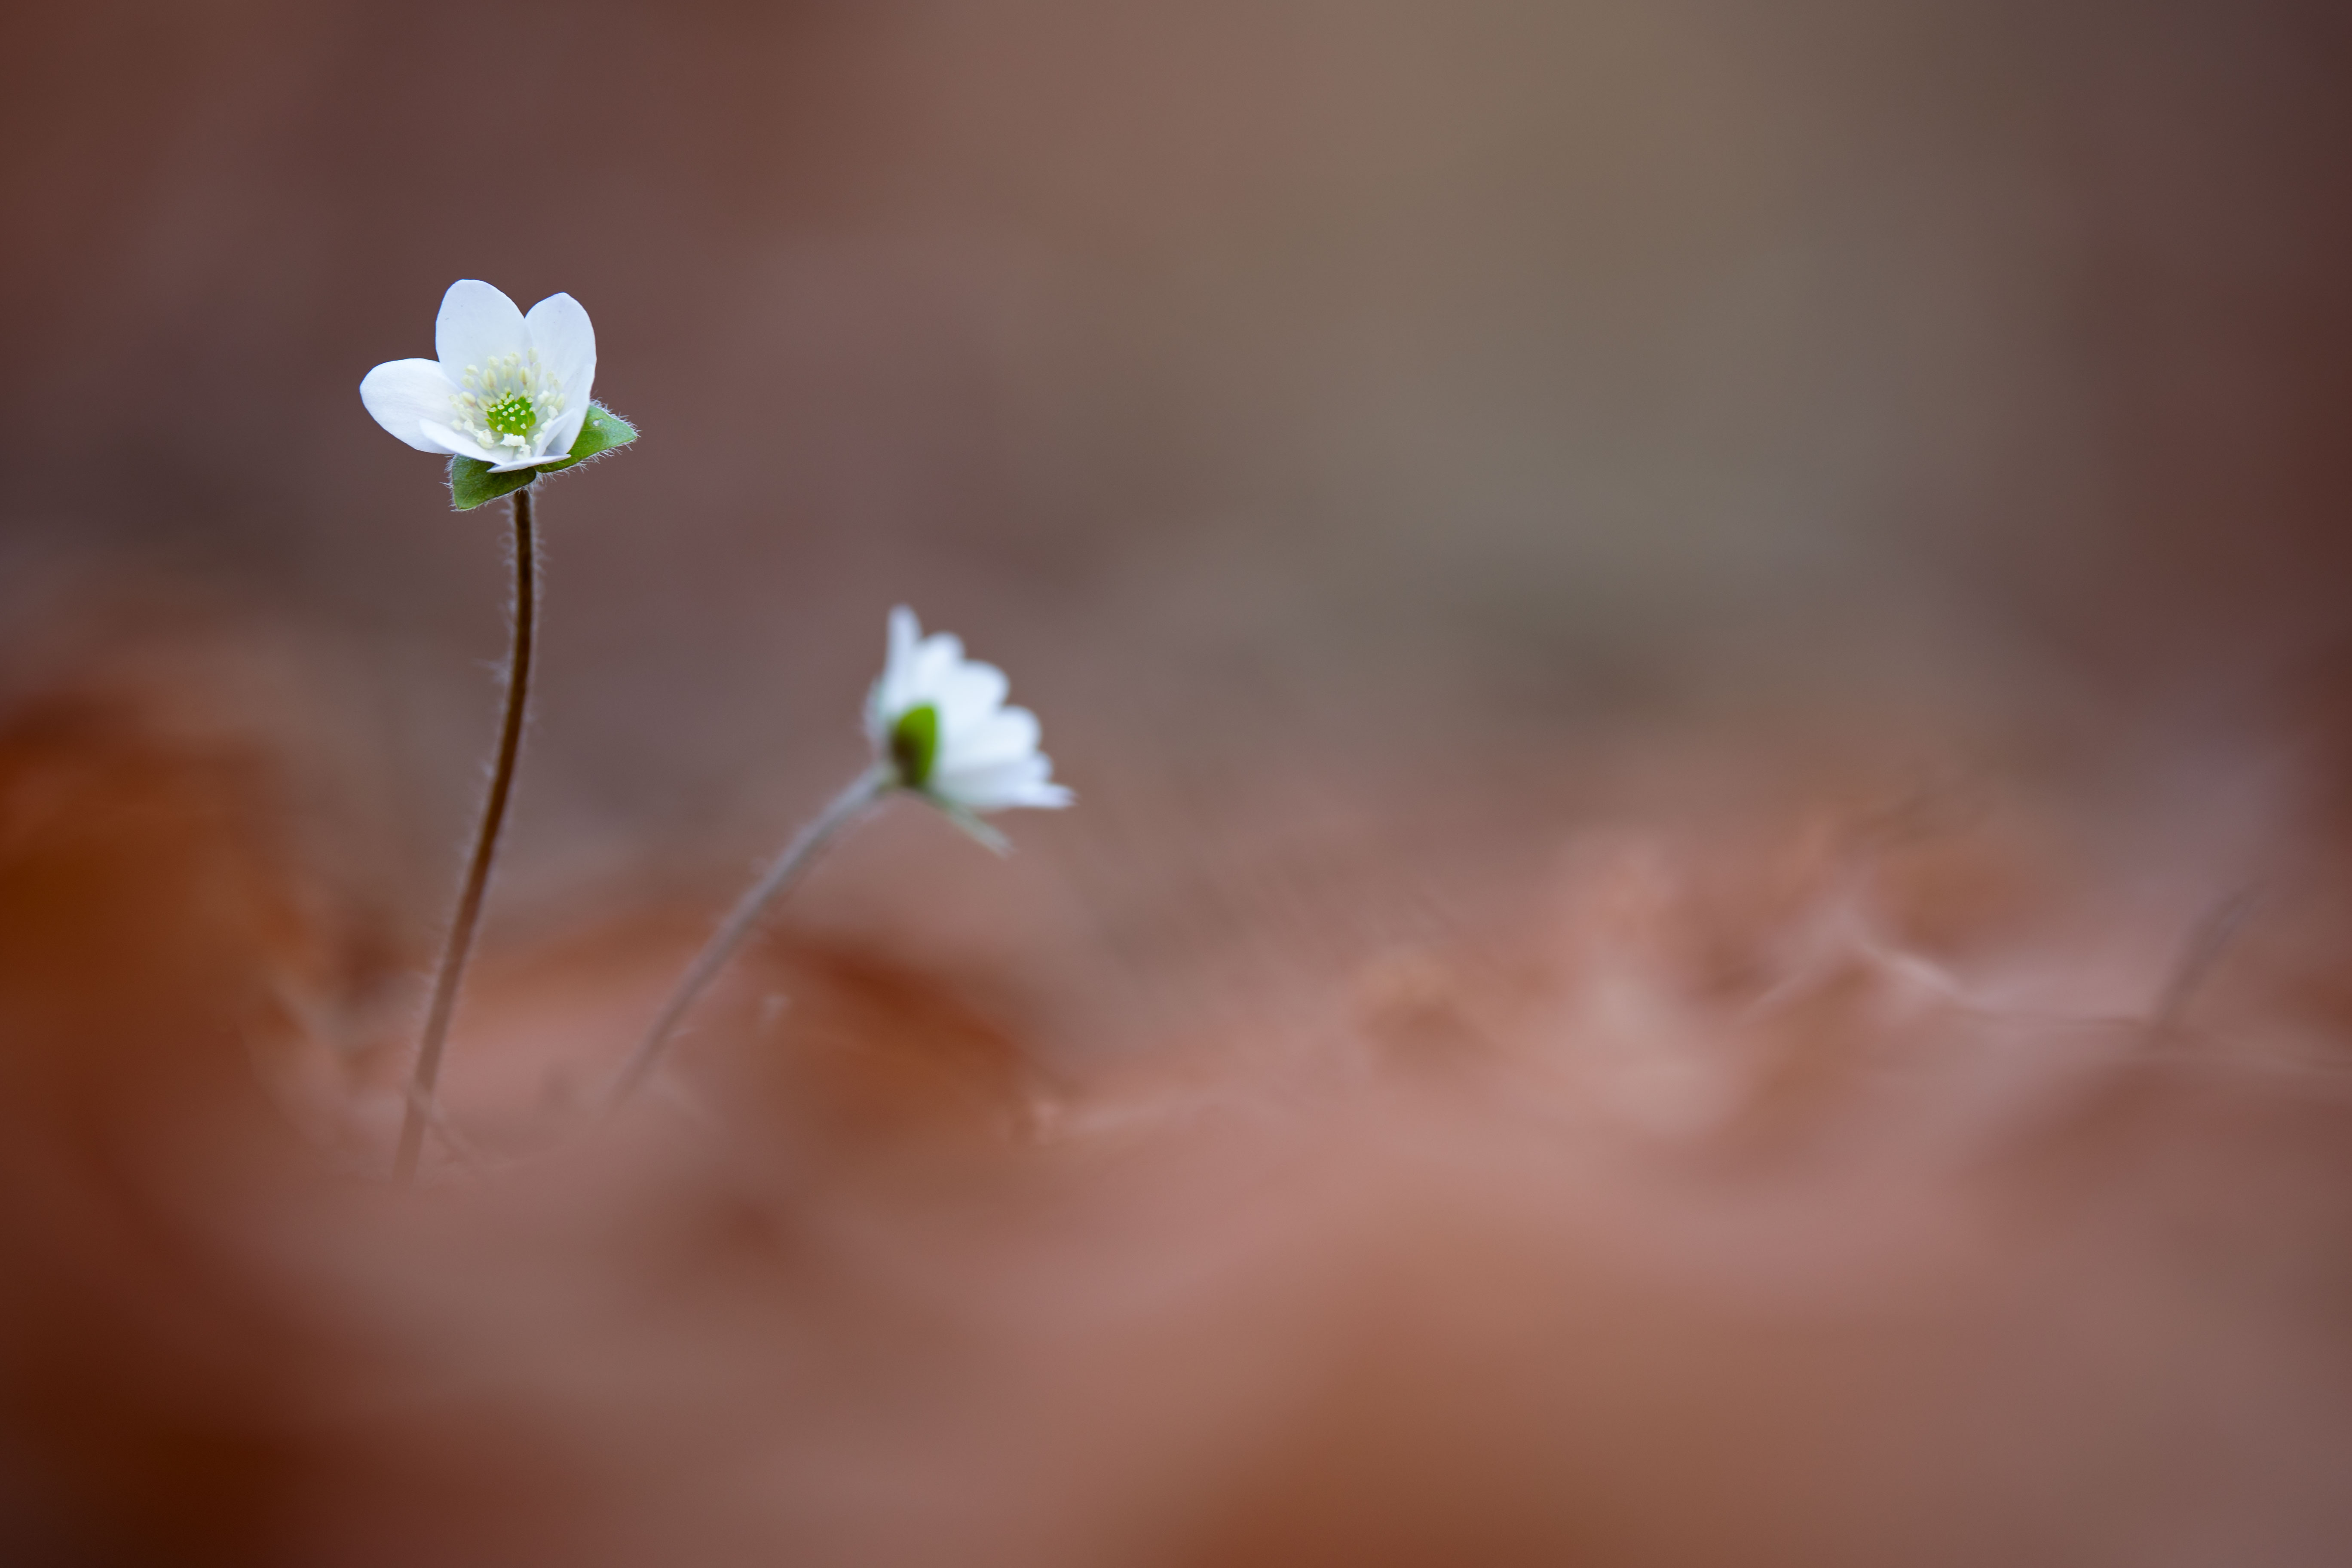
[4,644,2349,1567]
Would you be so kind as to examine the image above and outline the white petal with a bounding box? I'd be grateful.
[933,659,1010,730]
[524,292,596,404]
[487,448,567,473]
[535,400,591,464]
[872,607,925,725]
[1007,780,1074,808]
[908,631,965,700]
[358,358,458,453]
[416,420,503,465]
[435,280,530,377]
[888,607,922,677]
[935,753,1070,812]
[941,705,1039,772]
[934,750,1045,796]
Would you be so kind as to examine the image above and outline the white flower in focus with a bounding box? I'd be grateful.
[867,607,1071,840]
[359,280,595,472]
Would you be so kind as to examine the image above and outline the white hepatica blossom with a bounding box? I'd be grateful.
[867,606,1072,830]
[360,280,594,472]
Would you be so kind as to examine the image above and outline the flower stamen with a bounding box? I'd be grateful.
[446,347,568,462]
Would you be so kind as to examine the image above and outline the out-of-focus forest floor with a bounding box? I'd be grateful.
[4,624,2351,1565]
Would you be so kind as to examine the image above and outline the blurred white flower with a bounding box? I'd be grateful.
[360,280,595,472]
[867,606,1072,835]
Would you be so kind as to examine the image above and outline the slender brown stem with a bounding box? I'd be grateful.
[607,766,891,1109]
[395,484,539,1183]
[2150,884,2261,1034]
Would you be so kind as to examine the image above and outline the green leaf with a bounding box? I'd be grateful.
[560,404,638,466]
[446,456,536,511]
[445,403,642,511]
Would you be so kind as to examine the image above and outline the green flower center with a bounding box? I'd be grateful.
[484,392,537,438]
[449,350,566,456]
[889,703,940,789]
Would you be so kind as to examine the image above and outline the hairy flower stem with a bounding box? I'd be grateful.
[609,766,892,1108]
[395,484,540,1184]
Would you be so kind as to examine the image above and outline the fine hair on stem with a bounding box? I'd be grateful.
[608,765,891,1108]
[394,482,540,1183]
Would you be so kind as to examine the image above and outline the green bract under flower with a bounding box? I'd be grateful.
[889,703,942,790]
[445,406,638,511]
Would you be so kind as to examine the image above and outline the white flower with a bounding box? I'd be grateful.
[359,280,595,472]
[867,607,1072,833]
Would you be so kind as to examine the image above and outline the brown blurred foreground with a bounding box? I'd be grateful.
[3,641,2351,1568]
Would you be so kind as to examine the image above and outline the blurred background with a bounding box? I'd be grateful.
[6,2,2352,1562]
[9,0,2351,935]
